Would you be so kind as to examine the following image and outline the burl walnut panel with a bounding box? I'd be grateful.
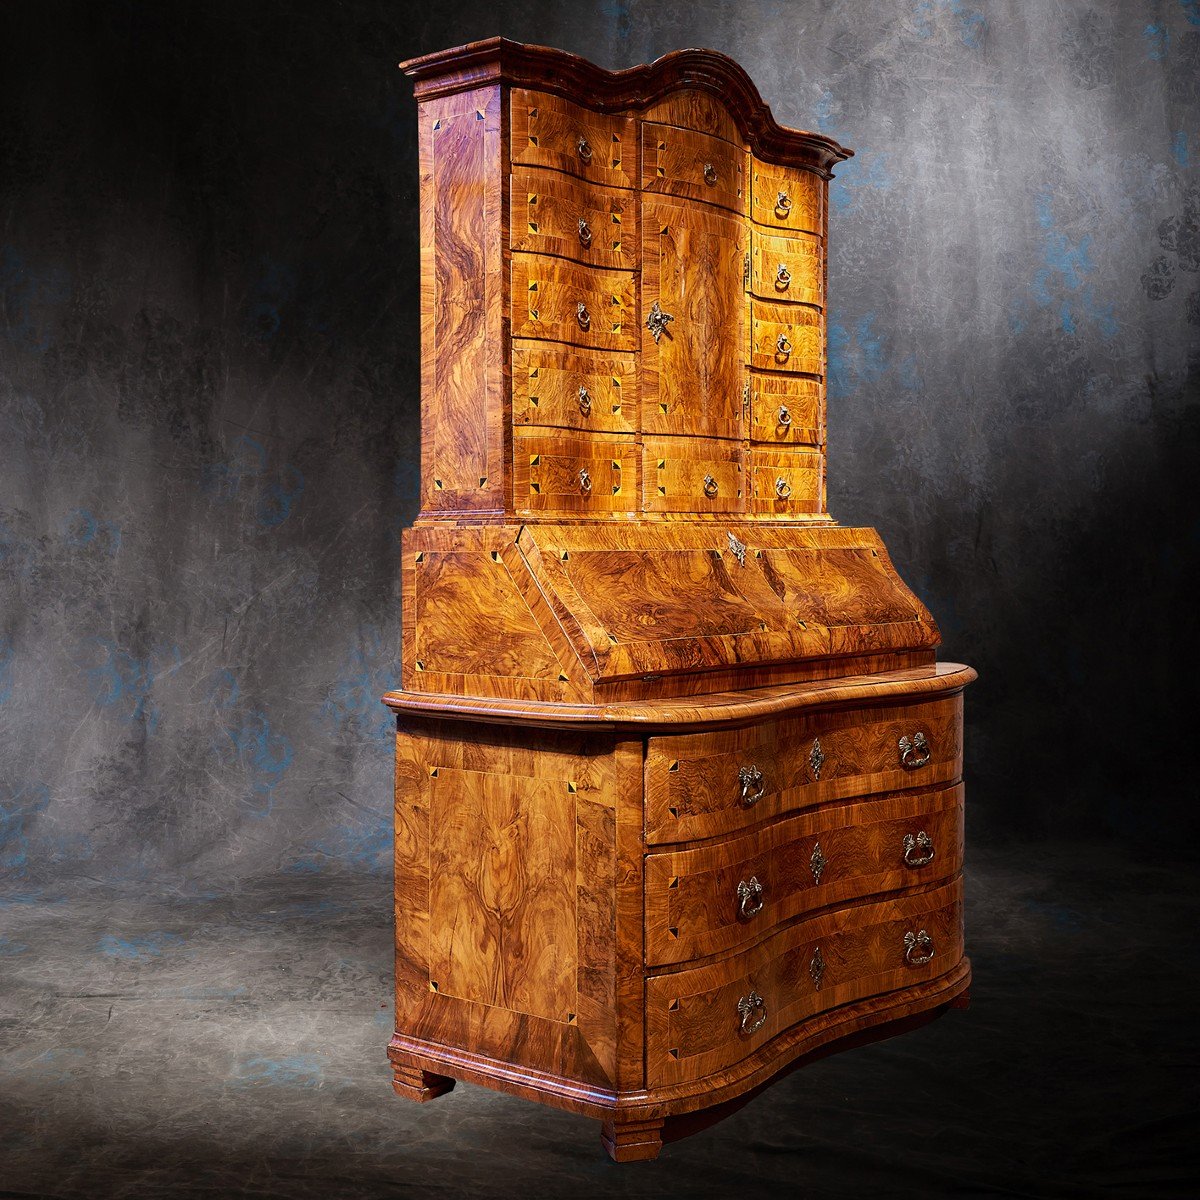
[511,341,638,435]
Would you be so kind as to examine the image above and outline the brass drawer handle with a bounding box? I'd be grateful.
[578,467,592,496]
[646,299,674,343]
[577,136,592,162]
[775,477,792,500]
[809,841,826,884]
[703,162,718,185]
[577,385,592,416]
[578,216,592,247]
[776,333,792,357]
[809,737,824,780]
[898,732,931,769]
[736,875,764,919]
[777,404,792,427]
[738,764,765,806]
[576,301,590,330]
[809,945,825,988]
[775,263,791,289]
[702,473,719,498]
[737,990,767,1035]
[904,929,936,966]
[775,190,792,216]
[903,831,935,868]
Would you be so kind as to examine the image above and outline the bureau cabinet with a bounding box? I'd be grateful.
[386,38,973,1161]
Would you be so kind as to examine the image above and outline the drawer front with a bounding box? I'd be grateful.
[749,374,821,445]
[643,435,745,515]
[748,448,822,515]
[510,88,636,189]
[750,160,824,233]
[646,879,963,1087]
[750,228,823,306]
[510,167,636,271]
[645,785,963,965]
[646,694,963,844]
[511,254,638,351]
[511,341,637,434]
[513,433,638,515]
[750,301,822,374]
[642,122,746,214]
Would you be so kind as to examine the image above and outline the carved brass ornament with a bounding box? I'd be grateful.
[727,531,747,566]
[738,764,765,806]
[737,990,767,1035]
[898,732,931,769]
[736,876,764,919]
[809,841,826,884]
[902,830,935,867]
[904,929,935,965]
[809,738,824,780]
[809,945,825,989]
[646,299,674,343]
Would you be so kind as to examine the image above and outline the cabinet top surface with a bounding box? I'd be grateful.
[399,36,853,174]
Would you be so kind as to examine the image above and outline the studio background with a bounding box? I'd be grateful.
[2,2,1197,1197]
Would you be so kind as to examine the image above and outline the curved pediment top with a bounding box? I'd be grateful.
[400,37,853,176]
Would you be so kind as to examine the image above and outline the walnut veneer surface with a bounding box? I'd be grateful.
[385,37,974,1162]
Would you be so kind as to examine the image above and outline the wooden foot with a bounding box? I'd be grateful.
[600,1117,664,1162]
[392,1063,456,1103]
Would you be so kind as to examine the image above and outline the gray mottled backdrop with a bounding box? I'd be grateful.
[3,0,1197,897]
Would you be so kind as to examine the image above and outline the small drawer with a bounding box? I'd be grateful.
[643,435,744,514]
[510,88,636,189]
[510,253,637,351]
[750,159,824,233]
[510,167,637,271]
[750,227,823,306]
[513,432,637,515]
[645,785,963,965]
[749,374,821,445]
[642,122,746,214]
[645,694,963,844]
[511,341,636,434]
[747,448,822,515]
[750,301,822,374]
[646,879,963,1086]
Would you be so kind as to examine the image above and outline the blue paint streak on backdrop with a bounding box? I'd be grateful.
[77,638,181,732]
[0,784,51,874]
[202,435,305,528]
[1143,23,1170,60]
[0,637,13,704]
[97,931,186,960]
[208,669,294,819]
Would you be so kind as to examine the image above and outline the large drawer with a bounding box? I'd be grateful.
[510,88,636,189]
[643,435,745,515]
[750,227,823,307]
[510,166,636,271]
[750,300,822,374]
[513,432,638,515]
[641,121,745,214]
[750,159,824,233]
[646,878,963,1087]
[645,784,963,965]
[645,694,963,843]
[511,341,637,434]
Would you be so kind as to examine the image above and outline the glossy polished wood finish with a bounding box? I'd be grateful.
[391,39,970,1163]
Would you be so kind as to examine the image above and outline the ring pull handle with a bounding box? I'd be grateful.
[736,876,764,920]
[904,929,936,966]
[703,162,718,186]
[776,333,792,358]
[777,405,792,429]
[577,385,592,417]
[902,831,936,868]
[646,299,674,343]
[577,136,592,163]
[775,190,792,216]
[702,473,719,499]
[775,263,791,289]
[578,467,592,496]
[576,301,591,331]
[898,732,931,769]
[775,477,792,500]
[737,990,767,1036]
[577,216,592,247]
[738,764,765,807]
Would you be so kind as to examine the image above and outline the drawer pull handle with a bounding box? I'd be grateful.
[736,875,764,919]
[776,333,792,358]
[902,831,936,868]
[904,929,936,966]
[702,474,719,499]
[576,301,591,331]
[775,190,792,215]
[775,263,791,289]
[736,990,767,1035]
[898,732,931,769]
[577,136,593,162]
[577,216,592,247]
[809,945,825,989]
[703,162,718,186]
[738,764,765,806]
[577,385,592,416]
[578,468,592,496]
[646,299,674,343]
[777,404,792,427]
[775,476,792,500]
[809,841,827,884]
[809,737,824,780]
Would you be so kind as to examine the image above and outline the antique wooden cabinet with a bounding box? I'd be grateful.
[385,38,974,1161]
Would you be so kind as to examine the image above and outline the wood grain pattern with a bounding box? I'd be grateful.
[747,447,823,514]
[511,253,638,351]
[640,88,742,144]
[750,300,823,374]
[748,373,822,446]
[513,431,639,515]
[750,227,823,306]
[641,122,746,214]
[511,340,637,434]
[750,159,825,232]
[510,87,636,188]
[644,784,964,964]
[642,436,744,514]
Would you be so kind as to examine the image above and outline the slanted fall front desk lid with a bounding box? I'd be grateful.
[404,523,939,699]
